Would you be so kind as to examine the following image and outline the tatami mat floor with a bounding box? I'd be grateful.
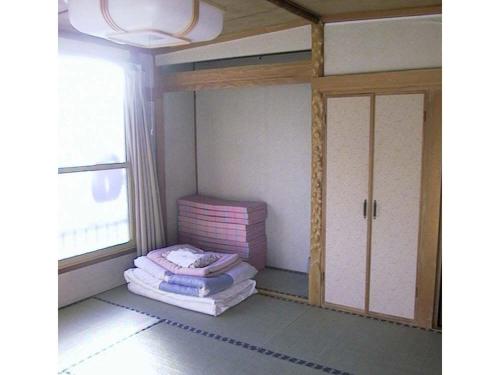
[59,285,441,375]
[254,267,309,298]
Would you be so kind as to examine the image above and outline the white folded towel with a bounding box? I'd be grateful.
[164,248,218,268]
[134,256,168,280]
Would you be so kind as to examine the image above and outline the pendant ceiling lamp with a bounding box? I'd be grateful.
[67,0,224,48]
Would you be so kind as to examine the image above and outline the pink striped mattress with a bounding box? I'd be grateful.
[178,224,265,242]
[147,245,241,276]
[178,195,266,214]
[178,234,266,253]
[178,207,266,225]
[178,232,266,247]
[179,219,264,233]
[246,248,266,270]
[178,215,264,231]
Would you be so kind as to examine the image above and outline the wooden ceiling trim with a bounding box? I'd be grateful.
[322,5,442,23]
[312,68,442,94]
[263,0,321,24]
[161,60,312,92]
[152,19,308,55]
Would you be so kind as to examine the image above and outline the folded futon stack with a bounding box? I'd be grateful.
[124,244,257,316]
[177,195,267,270]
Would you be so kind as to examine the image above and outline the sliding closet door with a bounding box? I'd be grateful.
[369,94,424,319]
[325,96,371,310]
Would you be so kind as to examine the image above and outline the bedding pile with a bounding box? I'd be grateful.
[177,194,267,270]
[125,244,258,316]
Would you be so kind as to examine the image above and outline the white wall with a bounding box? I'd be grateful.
[196,84,311,272]
[163,91,198,244]
[156,26,311,66]
[325,15,441,75]
[59,253,135,307]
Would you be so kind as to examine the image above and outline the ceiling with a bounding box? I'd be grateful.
[58,0,441,51]
[290,0,440,15]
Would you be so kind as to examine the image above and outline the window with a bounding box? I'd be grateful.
[58,56,132,261]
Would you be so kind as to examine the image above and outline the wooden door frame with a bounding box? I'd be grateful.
[312,68,442,328]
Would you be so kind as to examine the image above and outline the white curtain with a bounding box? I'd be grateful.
[124,66,166,256]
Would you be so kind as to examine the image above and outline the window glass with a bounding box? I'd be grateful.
[58,56,131,261]
[58,169,130,260]
[58,57,125,168]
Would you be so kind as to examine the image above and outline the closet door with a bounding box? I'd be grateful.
[325,96,371,310]
[369,94,424,319]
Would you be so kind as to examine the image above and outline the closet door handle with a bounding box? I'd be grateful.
[373,200,377,219]
[363,199,367,218]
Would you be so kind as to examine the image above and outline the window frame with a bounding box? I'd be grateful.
[58,160,136,272]
[58,59,135,271]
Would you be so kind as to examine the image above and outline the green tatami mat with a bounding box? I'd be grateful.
[96,286,310,347]
[59,298,159,373]
[265,305,442,375]
[255,267,309,298]
[60,285,441,375]
[66,321,322,375]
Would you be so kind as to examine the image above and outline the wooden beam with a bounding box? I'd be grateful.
[322,5,441,23]
[415,90,442,328]
[308,22,325,306]
[160,60,312,92]
[152,19,308,55]
[312,68,442,94]
[264,0,321,24]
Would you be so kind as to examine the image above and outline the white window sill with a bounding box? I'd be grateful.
[58,242,136,274]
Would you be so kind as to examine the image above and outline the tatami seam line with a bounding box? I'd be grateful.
[58,318,165,374]
[258,293,442,334]
[93,296,163,319]
[91,296,353,375]
[58,297,93,311]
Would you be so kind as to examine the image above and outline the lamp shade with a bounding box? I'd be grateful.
[68,0,224,48]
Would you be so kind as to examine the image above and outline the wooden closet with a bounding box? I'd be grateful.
[323,89,436,324]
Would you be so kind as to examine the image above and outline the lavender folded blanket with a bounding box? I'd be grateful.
[147,244,241,277]
[134,256,257,297]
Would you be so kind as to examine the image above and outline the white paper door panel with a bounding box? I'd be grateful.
[325,96,371,310]
[369,94,424,319]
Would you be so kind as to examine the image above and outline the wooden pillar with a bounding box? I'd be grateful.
[415,90,442,328]
[308,22,325,306]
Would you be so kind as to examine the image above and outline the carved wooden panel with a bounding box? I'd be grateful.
[308,22,324,305]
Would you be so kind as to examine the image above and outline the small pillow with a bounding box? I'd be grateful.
[163,248,219,268]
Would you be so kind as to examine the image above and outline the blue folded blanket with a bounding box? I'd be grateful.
[134,256,257,297]
[159,274,233,297]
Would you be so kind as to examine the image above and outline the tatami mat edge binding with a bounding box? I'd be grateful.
[90,296,353,375]
[259,293,442,334]
[58,318,165,374]
[257,286,308,300]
